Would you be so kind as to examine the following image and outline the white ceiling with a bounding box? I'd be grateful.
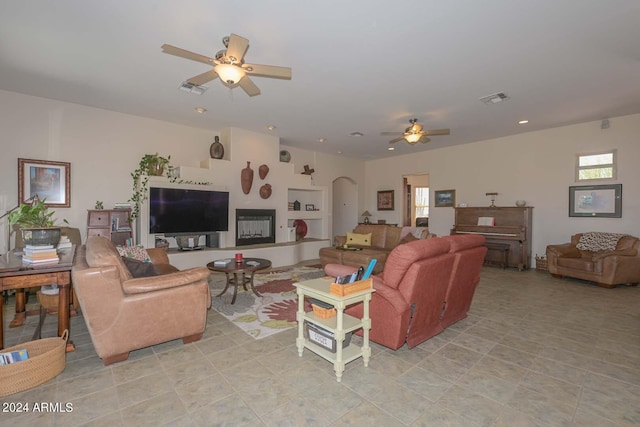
[1,1,639,159]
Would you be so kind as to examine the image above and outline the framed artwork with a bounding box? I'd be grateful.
[377,190,394,211]
[434,189,456,207]
[18,158,71,207]
[569,184,621,218]
[305,204,315,211]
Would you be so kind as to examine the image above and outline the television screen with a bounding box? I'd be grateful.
[149,187,229,234]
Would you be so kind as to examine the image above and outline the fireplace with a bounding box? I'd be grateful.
[235,209,276,246]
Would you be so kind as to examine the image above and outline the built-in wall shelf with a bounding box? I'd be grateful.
[287,186,328,241]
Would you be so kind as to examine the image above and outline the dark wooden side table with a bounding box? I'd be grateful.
[0,246,76,351]
[207,258,271,304]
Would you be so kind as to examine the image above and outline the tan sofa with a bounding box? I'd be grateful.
[71,236,211,365]
[546,232,640,288]
[319,225,434,274]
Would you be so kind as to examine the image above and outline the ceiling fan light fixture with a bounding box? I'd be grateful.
[214,63,245,85]
[405,133,421,144]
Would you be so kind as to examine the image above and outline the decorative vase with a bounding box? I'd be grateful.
[280,150,291,163]
[210,136,224,159]
[241,161,254,194]
[259,183,272,199]
[258,164,269,180]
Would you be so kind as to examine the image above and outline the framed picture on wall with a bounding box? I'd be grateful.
[18,158,71,207]
[434,189,456,207]
[569,184,621,217]
[377,190,394,210]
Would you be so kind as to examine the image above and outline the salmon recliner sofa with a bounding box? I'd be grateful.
[72,236,211,365]
[324,234,486,350]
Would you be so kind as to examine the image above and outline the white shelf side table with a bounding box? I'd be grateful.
[293,276,374,382]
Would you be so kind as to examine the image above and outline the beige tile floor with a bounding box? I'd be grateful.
[1,266,639,426]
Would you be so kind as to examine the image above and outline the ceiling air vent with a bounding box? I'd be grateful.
[479,92,509,105]
[179,82,207,95]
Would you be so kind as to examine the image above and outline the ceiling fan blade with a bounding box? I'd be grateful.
[187,70,219,86]
[239,76,261,97]
[161,44,215,65]
[422,128,450,136]
[380,132,403,136]
[243,63,292,80]
[420,137,432,143]
[226,33,249,63]
[389,136,405,144]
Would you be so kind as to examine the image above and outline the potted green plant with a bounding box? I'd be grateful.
[129,153,171,219]
[8,197,66,246]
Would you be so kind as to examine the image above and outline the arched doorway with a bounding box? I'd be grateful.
[332,177,358,239]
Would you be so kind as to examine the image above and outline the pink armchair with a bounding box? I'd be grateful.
[325,238,455,349]
[72,236,211,365]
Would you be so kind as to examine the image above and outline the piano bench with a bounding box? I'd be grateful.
[484,242,510,269]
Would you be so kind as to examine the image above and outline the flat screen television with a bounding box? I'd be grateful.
[149,187,229,235]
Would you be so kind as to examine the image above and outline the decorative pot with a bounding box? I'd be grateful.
[148,163,164,176]
[210,136,224,159]
[515,200,527,207]
[258,164,269,180]
[241,161,254,194]
[21,227,62,247]
[259,184,272,199]
[280,150,291,163]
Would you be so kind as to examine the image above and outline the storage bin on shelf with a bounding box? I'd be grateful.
[304,321,352,353]
[0,330,68,397]
[311,304,336,319]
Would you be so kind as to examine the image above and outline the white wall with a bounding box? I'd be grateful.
[364,114,640,260]
[0,90,364,254]
[3,88,637,264]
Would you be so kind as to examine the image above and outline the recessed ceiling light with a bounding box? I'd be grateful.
[337,151,343,154]
[267,125,276,131]
[518,120,529,124]
[349,131,364,137]
[194,107,207,113]
[388,147,395,151]
[318,138,326,143]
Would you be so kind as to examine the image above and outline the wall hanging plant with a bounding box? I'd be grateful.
[129,153,171,219]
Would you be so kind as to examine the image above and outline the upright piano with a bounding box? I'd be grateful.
[451,206,533,270]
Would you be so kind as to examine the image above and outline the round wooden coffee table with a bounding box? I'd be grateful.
[207,258,272,304]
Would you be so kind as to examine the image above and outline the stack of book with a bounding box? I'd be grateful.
[57,235,72,249]
[22,244,59,265]
[114,202,132,209]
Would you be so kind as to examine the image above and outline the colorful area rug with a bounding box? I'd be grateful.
[209,264,325,339]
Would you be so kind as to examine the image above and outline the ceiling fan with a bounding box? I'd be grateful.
[161,33,292,97]
[381,118,450,144]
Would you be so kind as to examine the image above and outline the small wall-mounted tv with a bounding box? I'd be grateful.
[149,187,229,235]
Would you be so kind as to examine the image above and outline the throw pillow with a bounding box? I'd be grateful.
[121,257,158,278]
[400,233,418,244]
[116,245,151,262]
[346,232,372,246]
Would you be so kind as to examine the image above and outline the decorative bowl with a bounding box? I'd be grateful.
[515,200,527,207]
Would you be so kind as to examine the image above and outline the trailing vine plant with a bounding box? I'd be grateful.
[129,153,171,219]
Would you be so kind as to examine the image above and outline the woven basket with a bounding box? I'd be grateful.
[0,330,68,397]
[535,256,548,272]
